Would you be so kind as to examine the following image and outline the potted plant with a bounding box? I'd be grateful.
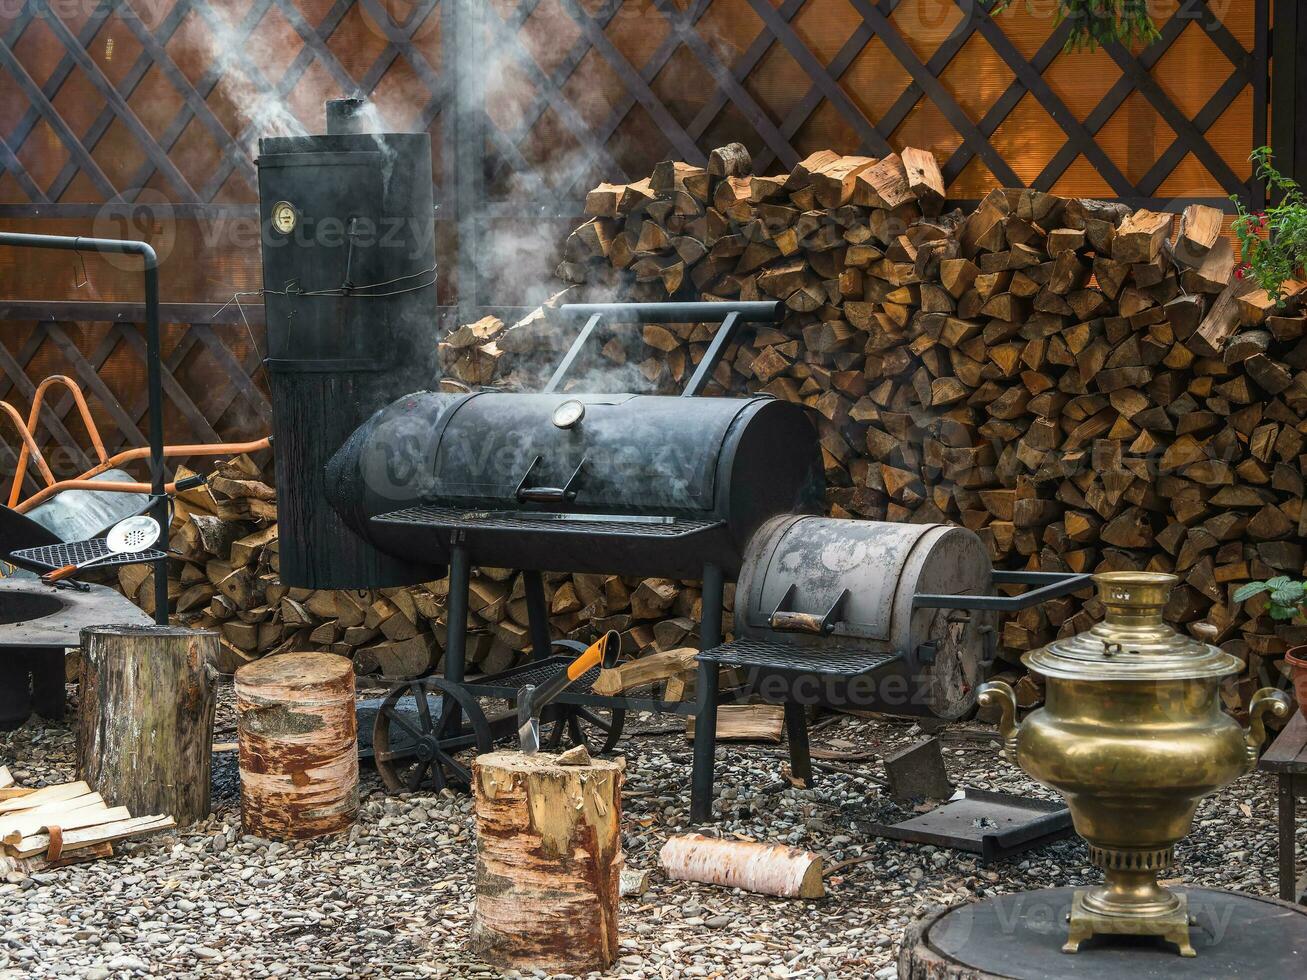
[1232,148,1307,306]
[979,0,1159,52]
[1233,577,1307,714]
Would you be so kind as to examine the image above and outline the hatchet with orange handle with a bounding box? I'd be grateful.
[516,630,621,754]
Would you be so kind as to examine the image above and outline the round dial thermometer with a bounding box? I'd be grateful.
[271,201,297,235]
[552,399,585,429]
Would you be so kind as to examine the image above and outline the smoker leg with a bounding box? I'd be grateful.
[701,563,724,648]
[691,563,725,823]
[522,570,551,662]
[690,659,720,824]
[445,543,470,685]
[784,702,812,788]
[27,649,65,722]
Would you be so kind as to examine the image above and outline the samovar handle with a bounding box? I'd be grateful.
[977,681,1019,763]
[1244,687,1292,769]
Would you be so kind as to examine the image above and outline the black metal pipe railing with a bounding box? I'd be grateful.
[549,301,783,396]
[0,232,168,625]
[557,301,781,323]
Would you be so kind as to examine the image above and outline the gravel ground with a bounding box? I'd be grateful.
[0,682,1300,979]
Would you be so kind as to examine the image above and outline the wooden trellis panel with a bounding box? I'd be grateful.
[0,0,1284,468]
[0,302,269,492]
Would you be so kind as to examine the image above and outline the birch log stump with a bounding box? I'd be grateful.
[234,652,357,840]
[78,625,218,826]
[471,750,624,973]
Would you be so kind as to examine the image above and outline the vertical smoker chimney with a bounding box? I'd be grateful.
[326,97,370,136]
[255,100,440,589]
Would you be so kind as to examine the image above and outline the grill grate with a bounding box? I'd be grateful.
[9,539,167,573]
[698,636,901,677]
[375,504,722,539]
[462,655,601,695]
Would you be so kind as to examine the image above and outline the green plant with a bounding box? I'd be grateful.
[979,1,1160,52]
[1231,147,1307,306]
[1233,577,1307,621]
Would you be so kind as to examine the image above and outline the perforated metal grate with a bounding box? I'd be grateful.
[462,655,601,694]
[10,540,167,573]
[375,505,722,539]
[698,637,901,677]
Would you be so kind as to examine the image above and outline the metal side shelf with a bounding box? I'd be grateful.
[374,504,724,540]
[698,636,902,677]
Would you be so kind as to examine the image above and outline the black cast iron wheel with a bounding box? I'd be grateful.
[373,677,492,793]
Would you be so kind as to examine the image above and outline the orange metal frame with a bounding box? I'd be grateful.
[2,374,270,514]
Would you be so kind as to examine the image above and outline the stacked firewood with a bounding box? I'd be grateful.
[0,769,174,872]
[444,145,1307,700]
[118,455,711,676]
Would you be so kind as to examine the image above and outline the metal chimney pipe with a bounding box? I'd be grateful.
[326,97,370,135]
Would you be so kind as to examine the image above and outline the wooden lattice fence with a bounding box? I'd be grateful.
[0,0,1298,486]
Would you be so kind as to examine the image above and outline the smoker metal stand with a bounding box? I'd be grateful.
[0,233,169,625]
[379,539,731,799]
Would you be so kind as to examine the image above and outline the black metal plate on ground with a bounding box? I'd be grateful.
[10,539,166,573]
[911,887,1307,976]
[865,788,1072,863]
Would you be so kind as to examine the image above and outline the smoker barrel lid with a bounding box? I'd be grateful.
[428,392,764,513]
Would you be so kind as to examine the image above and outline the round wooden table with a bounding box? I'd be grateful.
[900,887,1307,978]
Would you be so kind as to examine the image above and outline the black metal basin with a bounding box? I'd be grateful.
[0,591,63,626]
[0,579,151,730]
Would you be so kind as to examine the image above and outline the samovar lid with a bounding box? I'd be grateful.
[1022,571,1243,681]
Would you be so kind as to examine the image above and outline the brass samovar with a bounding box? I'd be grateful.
[978,571,1291,956]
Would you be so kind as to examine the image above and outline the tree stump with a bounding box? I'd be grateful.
[471,750,624,974]
[77,625,218,826]
[234,652,357,840]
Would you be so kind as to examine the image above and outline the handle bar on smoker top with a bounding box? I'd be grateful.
[912,570,1093,612]
[546,301,783,398]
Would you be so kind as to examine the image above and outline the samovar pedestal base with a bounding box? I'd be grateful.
[1064,889,1195,957]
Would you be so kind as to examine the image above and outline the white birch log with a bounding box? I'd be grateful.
[659,834,825,898]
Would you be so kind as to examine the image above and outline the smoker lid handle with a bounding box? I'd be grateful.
[514,454,588,504]
[768,585,849,635]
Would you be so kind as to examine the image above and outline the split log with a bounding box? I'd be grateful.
[234,652,358,840]
[659,833,824,898]
[592,646,698,696]
[687,704,785,742]
[471,751,624,974]
[78,626,217,826]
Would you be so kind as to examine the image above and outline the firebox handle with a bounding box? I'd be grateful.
[515,454,588,504]
[768,584,849,635]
